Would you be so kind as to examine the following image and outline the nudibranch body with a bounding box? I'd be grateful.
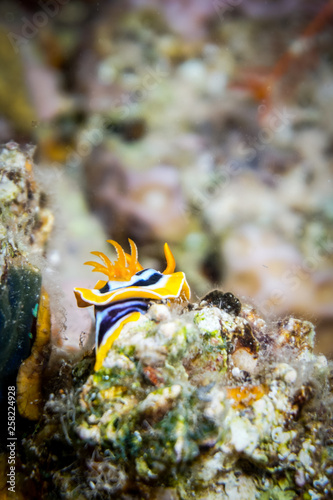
[74,240,190,371]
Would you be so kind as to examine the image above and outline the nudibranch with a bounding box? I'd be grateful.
[74,240,190,371]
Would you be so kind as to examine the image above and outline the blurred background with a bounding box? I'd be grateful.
[0,0,332,356]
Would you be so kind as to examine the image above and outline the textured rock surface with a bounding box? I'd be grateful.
[0,141,53,262]
[26,293,333,499]
[0,142,53,428]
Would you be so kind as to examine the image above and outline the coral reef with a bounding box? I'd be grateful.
[69,3,333,338]
[0,0,332,495]
[25,292,333,499]
[0,142,53,425]
[1,0,332,348]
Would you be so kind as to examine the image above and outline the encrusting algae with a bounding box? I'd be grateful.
[20,240,333,499]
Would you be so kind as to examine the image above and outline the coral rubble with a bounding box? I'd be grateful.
[26,292,333,499]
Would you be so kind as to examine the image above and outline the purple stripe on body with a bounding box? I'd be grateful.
[95,299,149,347]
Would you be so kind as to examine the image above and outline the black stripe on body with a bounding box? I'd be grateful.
[135,269,147,276]
[131,272,161,287]
[98,269,163,295]
[99,282,110,293]
[95,299,149,347]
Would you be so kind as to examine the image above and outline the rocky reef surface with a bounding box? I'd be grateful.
[25,292,333,499]
[0,142,54,498]
[0,141,53,260]
[0,145,331,499]
[0,142,53,425]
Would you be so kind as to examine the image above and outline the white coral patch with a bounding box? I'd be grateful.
[229,417,259,454]
[194,307,223,336]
